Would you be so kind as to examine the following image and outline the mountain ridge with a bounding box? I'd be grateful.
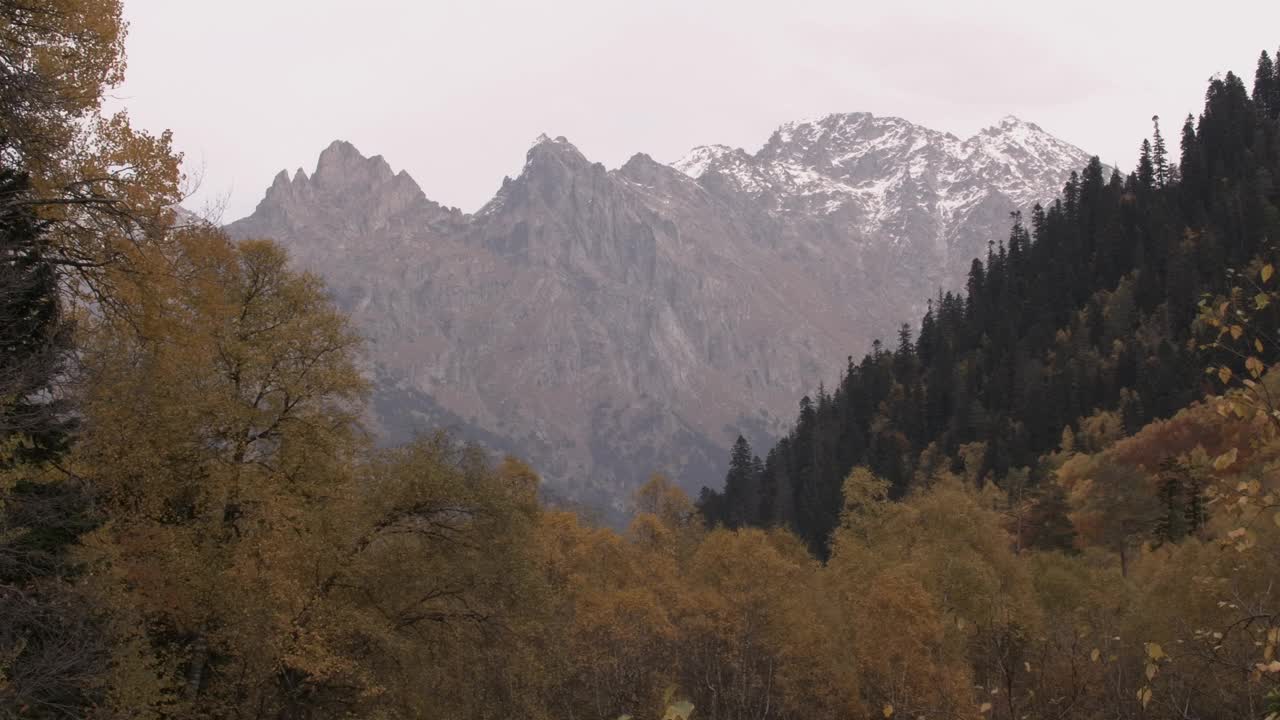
[225,112,1095,510]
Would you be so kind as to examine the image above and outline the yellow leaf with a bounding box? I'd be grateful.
[663,701,694,720]
[1264,264,1274,284]
[882,703,894,718]
[1231,324,1244,339]
[1138,687,1152,707]
[979,702,993,713]
[1218,366,1233,384]
[1146,642,1165,660]
[1247,356,1266,378]
[1091,648,1101,663]
[1257,293,1272,310]
[1146,662,1158,680]
[1214,448,1239,471]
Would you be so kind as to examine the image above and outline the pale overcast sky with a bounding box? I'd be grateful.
[113,0,1280,221]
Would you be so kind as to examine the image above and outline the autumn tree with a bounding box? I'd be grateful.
[69,227,369,715]
[1,0,182,313]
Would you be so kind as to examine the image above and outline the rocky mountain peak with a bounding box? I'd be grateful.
[986,115,1046,134]
[619,151,678,181]
[226,111,1095,513]
[269,168,292,192]
[762,112,930,161]
[525,134,592,169]
[672,144,739,179]
[480,134,604,218]
[231,141,451,262]
[313,139,396,191]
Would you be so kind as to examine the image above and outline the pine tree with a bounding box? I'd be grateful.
[1153,459,1188,545]
[896,323,914,357]
[721,435,760,528]
[697,486,727,528]
[1184,474,1208,536]
[1254,50,1276,118]
[0,167,100,714]
[0,169,71,465]
[1151,115,1169,187]
[1274,46,1280,118]
[1137,138,1156,189]
[1178,113,1205,224]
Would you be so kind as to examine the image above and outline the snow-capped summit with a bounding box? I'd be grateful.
[673,112,1092,271]
[677,112,1090,216]
[672,144,738,178]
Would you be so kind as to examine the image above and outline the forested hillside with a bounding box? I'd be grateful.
[701,57,1280,556]
[2,1,1280,718]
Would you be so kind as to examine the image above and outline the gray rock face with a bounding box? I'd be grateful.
[226,115,1093,512]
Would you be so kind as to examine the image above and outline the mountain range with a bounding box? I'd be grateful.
[225,112,1095,512]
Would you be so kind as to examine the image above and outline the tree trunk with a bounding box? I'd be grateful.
[186,635,208,699]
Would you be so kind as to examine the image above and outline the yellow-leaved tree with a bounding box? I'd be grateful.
[827,468,1039,719]
[67,226,554,718]
[1,0,183,302]
[70,227,368,715]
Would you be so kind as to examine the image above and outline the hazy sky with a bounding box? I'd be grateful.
[114,0,1280,221]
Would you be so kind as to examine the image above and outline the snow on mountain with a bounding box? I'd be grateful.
[677,112,1091,227]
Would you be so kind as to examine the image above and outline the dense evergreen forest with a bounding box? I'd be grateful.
[701,59,1280,556]
[3,1,1280,718]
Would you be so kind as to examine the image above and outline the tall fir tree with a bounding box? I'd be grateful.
[1136,138,1156,189]
[1255,50,1276,119]
[1151,115,1169,187]
[0,169,71,465]
[1153,459,1188,545]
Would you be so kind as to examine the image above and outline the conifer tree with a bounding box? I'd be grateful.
[1137,138,1155,189]
[1151,115,1169,187]
[0,167,100,715]
[1274,46,1280,117]
[1183,472,1208,536]
[1153,459,1188,544]
[0,170,70,464]
[1255,50,1276,118]
[722,435,760,528]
